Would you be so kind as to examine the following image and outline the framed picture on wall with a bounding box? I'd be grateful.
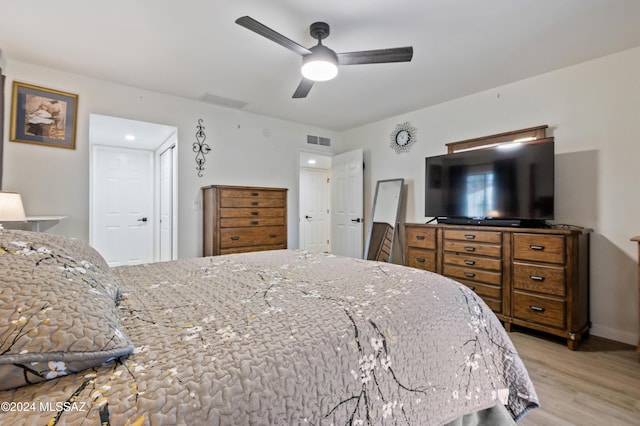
[10,81,78,149]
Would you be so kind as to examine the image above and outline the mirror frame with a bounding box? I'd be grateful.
[364,178,404,262]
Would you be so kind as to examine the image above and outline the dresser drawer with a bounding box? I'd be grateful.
[221,197,285,208]
[480,297,502,313]
[219,207,285,218]
[406,227,436,249]
[220,217,285,228]
[513,234,565,264]
[444,240,501,257]
[220,226,285,248]
[220,244,286,255]
[513,262,565,297]
[458,279,501,300]
[457,279,502,313]
[443,265,502,286]
[406,247,436,271]
[444,252,502,271]
[220,188,286,199]
[513,292,565,329]
[444,229,502,244]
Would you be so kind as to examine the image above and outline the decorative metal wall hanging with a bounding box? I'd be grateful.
[193,119,210,177]
[390,121,417,154]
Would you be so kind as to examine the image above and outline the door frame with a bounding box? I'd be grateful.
[156,137,178,261]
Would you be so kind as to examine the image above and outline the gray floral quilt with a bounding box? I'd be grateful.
[0,238,538,425]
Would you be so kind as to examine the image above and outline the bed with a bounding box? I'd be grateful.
[0,230,538,425]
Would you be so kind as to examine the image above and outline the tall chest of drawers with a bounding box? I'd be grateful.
[405,223,590,349]
[202,185,288,256]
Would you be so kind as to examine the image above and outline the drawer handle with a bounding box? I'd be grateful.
[251,192,259,197]
[468,286,476,291]
[416,235,425,240]
[464,259,475,265]
[464,246,475,252]
[269,233,278,238]
[230,236,240,241]
[530,275,545,281]
[464,234,476,240]
[251,220,259,225]
[416,257,426,263]
[530,305,545,313]
[251,211,259,216]
[251,201,259,206]
[464,272,475,278]
[530,245,545,251]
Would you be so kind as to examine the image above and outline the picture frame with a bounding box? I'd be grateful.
[10,81,78,149]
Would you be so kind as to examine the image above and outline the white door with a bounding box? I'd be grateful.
[92,146,154,266]
[331,149,364,258]
[159,146,174,261]
[300,167,330,253]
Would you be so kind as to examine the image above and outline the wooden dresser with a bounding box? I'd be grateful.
[202,185,288,256]
[405,223,591,349]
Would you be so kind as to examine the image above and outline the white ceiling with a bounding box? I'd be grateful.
[89,114,176,151]
[2,0,640,131]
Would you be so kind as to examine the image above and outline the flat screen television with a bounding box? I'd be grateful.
[425,140,554,226]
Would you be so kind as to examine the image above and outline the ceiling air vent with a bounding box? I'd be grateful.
[307,135,331,147]
[199,93,247,109]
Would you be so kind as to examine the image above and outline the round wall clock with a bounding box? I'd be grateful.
[390,121,417,153]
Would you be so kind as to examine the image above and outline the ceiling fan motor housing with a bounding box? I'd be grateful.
[310,22,330,41]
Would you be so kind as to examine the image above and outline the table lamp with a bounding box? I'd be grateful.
[0,191,26,229]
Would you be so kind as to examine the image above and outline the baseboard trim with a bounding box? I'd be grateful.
[590,323,638,346]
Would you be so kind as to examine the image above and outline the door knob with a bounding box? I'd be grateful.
[305,215,312,219]
[137,217,148,222]
[351,218,363,223]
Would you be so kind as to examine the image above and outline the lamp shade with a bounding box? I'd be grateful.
[301,45,339,82]
[0,192,27,222]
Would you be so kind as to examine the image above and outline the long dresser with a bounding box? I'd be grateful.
[202,185,288,256]
[405,223,590,350]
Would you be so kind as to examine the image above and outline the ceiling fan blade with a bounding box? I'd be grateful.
[292,78,314,98]
[236,16,311,56]
[337,46,413,65]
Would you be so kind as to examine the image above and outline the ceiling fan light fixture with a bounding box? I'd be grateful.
[301,45,338,82]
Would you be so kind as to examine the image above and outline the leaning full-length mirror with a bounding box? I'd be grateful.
[365,178,404,262]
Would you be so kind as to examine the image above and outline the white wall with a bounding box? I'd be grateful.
[1,59,342,258]
[342,47,640,345]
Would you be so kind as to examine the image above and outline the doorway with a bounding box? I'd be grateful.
[299,152,331,253]
[298,149,363,258]
[90,114,178,266]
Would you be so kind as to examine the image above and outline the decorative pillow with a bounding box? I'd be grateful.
[0,230,134,391]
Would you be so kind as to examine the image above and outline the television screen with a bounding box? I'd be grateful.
[425,141,554,221]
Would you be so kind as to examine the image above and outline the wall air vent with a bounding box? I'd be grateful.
[307,135,331,147]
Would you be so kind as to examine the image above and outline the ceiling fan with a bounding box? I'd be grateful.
[235,16,414,98]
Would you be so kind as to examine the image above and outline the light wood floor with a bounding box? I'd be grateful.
[509,329,640,426]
